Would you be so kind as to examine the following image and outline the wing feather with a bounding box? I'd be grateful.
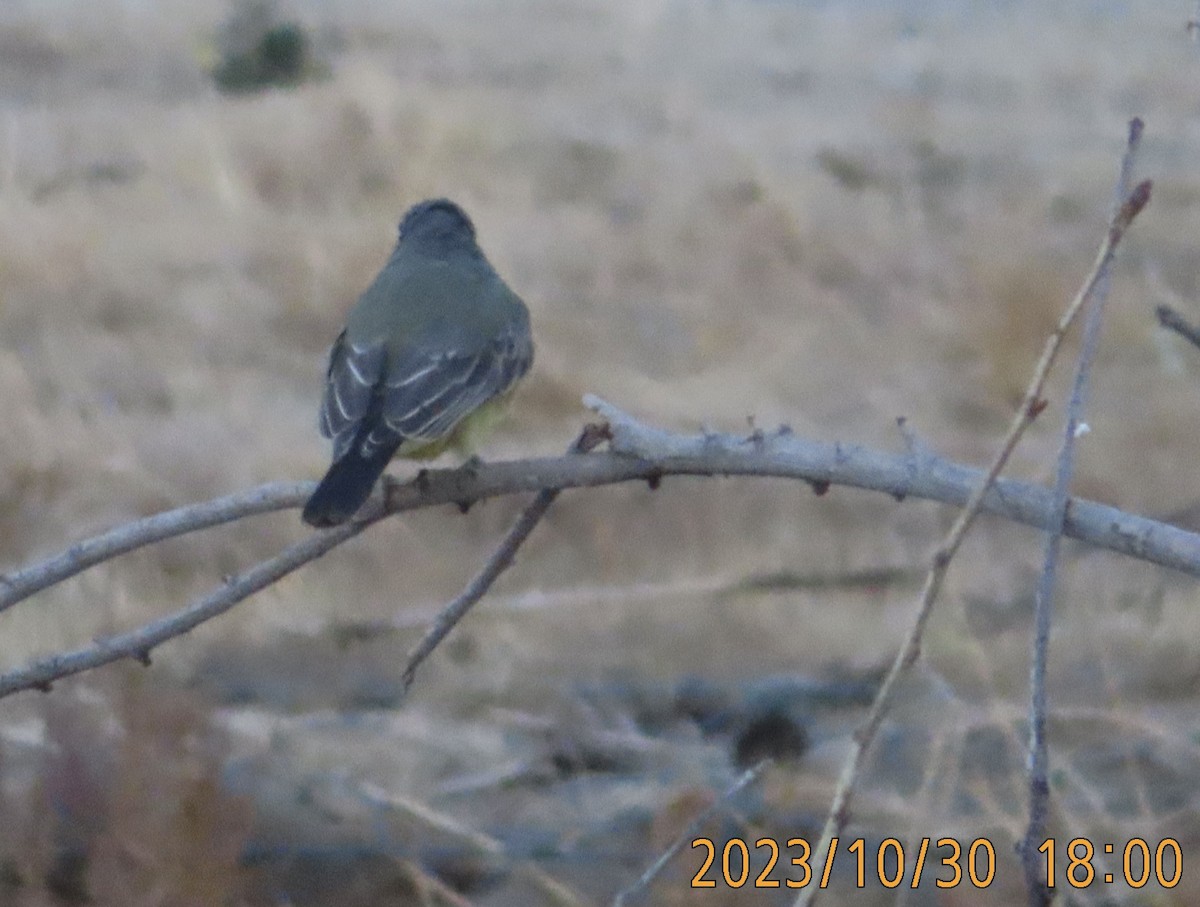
[377,321,532,446]
[320,310,532,463]
[319,332,386,461]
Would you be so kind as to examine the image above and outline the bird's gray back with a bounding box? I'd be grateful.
[347,248,526,355]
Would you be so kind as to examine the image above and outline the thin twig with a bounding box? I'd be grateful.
[1019,117,1146,905]
[0,481,308,614]
[793,132,1152,905]
[400,862,474,907]
[303,566,923,646]
[400,425,607,691]
[1156,303,1200,350]
[357,780,588,907]
[0,504,379,697]
[611,759,771,907]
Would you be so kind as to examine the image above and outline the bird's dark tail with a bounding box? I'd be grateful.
[302,440,399,527]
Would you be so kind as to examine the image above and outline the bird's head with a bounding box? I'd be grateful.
[398,198,477,247]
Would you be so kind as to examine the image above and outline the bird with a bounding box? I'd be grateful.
[301,198,533,527]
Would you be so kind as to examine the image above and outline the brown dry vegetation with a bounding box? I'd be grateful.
[1,1,1200,904]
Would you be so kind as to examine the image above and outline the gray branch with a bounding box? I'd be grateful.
[1020,118,1147,904]
[2,397,1199,698]
[0,481,310,613]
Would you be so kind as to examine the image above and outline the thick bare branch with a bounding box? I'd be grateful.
[2,386,1194,700]
[8,415,1199,638]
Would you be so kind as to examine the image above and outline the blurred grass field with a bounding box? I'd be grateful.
[2,0,1200,903]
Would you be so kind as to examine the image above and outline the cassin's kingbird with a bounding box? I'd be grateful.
[302,199,533,527]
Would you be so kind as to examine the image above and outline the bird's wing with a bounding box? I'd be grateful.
[319,330,388,461]
[364,319,533,455]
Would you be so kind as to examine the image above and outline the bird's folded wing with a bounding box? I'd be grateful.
[319,331,387,460]
[370,322,533,450]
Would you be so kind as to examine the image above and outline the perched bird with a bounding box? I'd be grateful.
[302,199,533,527]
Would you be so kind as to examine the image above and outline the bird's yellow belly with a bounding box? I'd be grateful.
[392,391,515,461]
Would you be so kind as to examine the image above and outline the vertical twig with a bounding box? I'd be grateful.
[400,425,608,692]
[1018,119,1146,905]
[794,125,1151,907]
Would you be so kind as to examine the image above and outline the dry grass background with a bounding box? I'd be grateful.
[2,0,1200,904]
